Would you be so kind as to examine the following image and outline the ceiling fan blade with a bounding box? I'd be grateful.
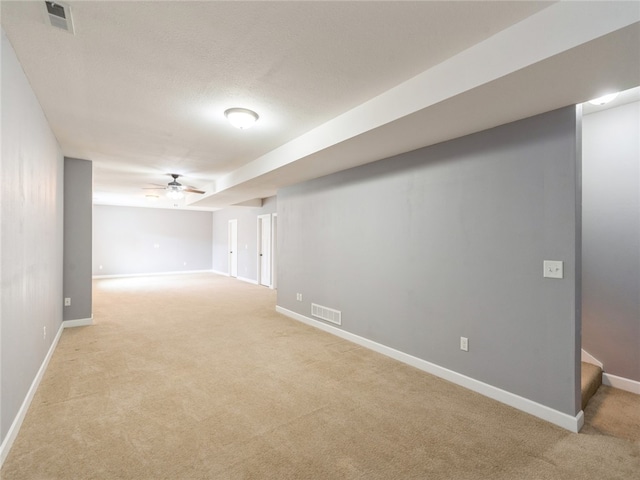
[184,188,205,194]
[142,187,164,190]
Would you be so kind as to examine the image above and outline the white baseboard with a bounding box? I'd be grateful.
[211,269,229,276]
[276,305,583,433]
[602,373,640,395]
[93,269,213,279]
[63,316,93,328]
[237,276,259,285]
[581,349,603,368]
[0,322,65,468]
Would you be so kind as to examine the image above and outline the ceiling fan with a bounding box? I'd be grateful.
[144,173,205,200]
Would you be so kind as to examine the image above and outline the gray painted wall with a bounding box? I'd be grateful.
[211,197,277,281]
[93,206,212,276]
[64,158,93,321]
[278,107,581,416]
[582,100,640,381]
[1,30,64,441]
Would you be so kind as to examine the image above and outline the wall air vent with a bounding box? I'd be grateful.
[44,1,75,34]
[311,303,342,326]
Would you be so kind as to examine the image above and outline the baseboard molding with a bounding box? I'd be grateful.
[93,269,213,279]
[0,322,65,468]
[237,276,258,285]
[602,373,640,395]
[211,269,229,277]
[63,316,93,328]
[581,349,603,368]
[276,305,583,433]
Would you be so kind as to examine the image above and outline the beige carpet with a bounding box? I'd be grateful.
[2,273,639,479]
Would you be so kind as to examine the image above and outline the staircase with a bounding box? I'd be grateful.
[581,362,603,410]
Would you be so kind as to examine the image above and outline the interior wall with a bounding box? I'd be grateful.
[63,158,93,321]
[211,197,277,282]
[582,100,640,382]
[278,107,581,416]
[93,206,213,276]
[1,30,64,443]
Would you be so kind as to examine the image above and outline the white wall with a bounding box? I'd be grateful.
[582,100,640,381]
[1,30,64,445]
[93,206,213,276]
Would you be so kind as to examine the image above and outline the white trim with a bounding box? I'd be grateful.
[63,316,93,328]
[93,269,213,279]
[581,349,603,368]
[0,322,65,468]
[237,276,258,285]
[211,269,229,277]
[276,305,583,433]
[602,373,640,395]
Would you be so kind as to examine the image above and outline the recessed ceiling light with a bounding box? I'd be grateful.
[588,93,619,106]
[224,108,259,130]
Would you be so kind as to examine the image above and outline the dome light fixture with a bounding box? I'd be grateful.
[588,92,619,106]
[224,107,259,129]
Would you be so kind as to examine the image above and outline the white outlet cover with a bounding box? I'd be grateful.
[543,260,564,279]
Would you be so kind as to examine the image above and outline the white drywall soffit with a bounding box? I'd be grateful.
[190,2,640,208]
[1,2,638,209]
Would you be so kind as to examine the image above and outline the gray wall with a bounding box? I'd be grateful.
[212,196,277,281]
[1,30,64,441]
[582,100,639,381]
[64,158,93,321]
[278,107,581,416]
[93,206,212,276]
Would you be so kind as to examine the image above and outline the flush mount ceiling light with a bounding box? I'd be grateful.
[224,108,259,130]
[588,92,619,106]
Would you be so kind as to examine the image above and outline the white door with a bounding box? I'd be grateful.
[228,219,238,278]
[258,214,271,287]
[271,214,278,290]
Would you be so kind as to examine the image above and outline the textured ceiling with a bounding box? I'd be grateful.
[1,1,639,210]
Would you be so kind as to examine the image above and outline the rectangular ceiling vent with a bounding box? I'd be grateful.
[311,303,342,326]
[44,1,75,34]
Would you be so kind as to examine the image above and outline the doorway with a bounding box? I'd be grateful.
[228,219,238,278]
[257,214,272,287]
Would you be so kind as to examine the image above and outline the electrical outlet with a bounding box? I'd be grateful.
[64,297,71,307]
[296,293,303,301]
[460,337,469,352]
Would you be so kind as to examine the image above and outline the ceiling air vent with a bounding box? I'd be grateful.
[44,1,75,34]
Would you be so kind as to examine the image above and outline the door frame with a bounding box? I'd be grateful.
[228,219,238,278]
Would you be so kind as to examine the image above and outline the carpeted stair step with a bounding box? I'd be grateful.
[581,362,603,410]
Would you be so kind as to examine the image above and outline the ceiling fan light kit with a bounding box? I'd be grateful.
[142,173,205,201]
[224,108,259,130]
[166,188,184,200]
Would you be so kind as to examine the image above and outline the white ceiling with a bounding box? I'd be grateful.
[2,1,639,211]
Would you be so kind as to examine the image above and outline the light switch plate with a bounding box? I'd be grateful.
[543,260,563,279]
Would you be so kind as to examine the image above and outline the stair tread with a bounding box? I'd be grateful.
[581,362,603,410]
